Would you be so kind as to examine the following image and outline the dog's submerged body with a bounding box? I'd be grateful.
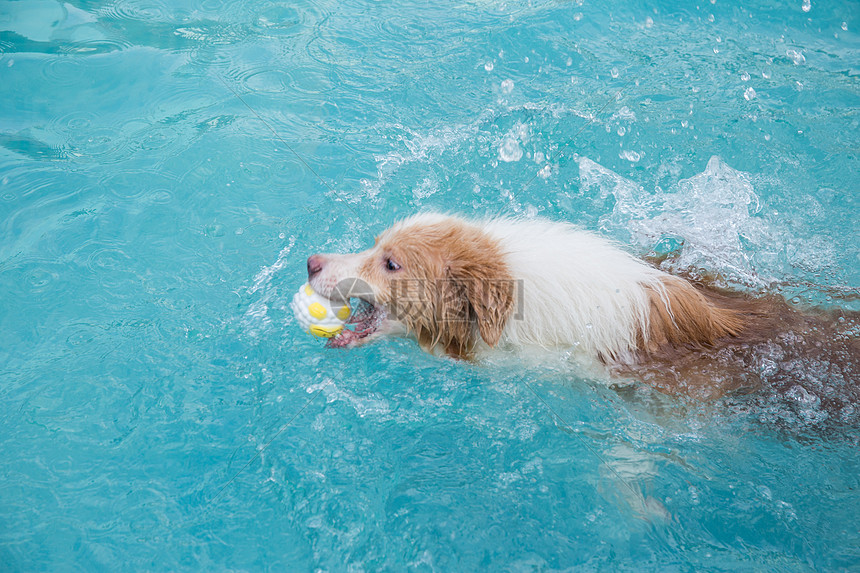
[307,213,859,402]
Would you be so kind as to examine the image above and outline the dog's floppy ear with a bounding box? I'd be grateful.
[433,278,476,358]
[446,259,515,349]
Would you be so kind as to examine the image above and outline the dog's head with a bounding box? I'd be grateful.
[307,214,515,357]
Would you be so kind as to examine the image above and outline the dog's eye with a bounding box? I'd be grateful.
[385,258,401,272]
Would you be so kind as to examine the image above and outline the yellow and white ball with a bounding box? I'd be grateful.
[290,283,350,338]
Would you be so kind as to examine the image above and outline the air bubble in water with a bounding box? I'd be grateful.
[500,79,514,94]
[741,71,750,81]
[801,0,811,12]
[743,87,757,100]
[617,126,626,136]
[788,385,817,405]
[842,22,848,31]
[620,150,641,162]
[611,67,619,79]
[485,61,494,72]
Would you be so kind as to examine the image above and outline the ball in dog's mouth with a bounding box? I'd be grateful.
[325,299,387,348]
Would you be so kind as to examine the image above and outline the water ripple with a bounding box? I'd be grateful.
[41,57,89,86]
[59,38,131,55]
[98,0,171,23]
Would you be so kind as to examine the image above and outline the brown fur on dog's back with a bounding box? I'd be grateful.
[627,281,860,411]
[642,276,745,353]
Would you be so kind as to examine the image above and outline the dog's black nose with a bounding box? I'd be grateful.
[307,255,324,279]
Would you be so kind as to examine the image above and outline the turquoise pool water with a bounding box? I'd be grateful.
[2,0,859,570]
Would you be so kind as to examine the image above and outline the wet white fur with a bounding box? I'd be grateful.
[478,216,669,362]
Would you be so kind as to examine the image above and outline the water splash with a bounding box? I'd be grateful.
[580,156,776,287]
[243,237,297,337]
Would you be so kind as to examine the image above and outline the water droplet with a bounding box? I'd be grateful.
[500,79,514,94]
[743,87,757,100]
[498,137,523,162]
[484,61,494,72]
[786,49,806,65]
[792,296,801,304]
[801,0,811,12]
[537,165,551,179]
